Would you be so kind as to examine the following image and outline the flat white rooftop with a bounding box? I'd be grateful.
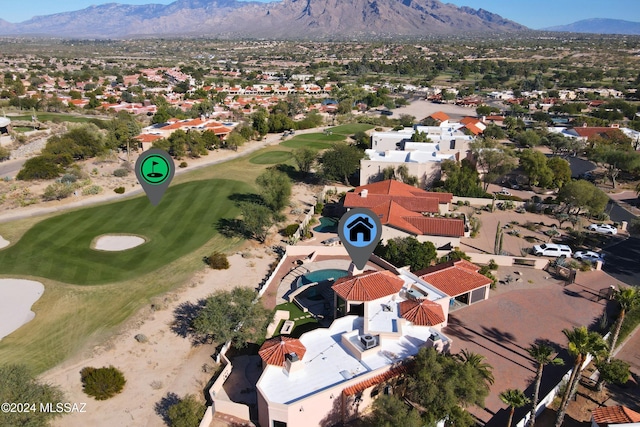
[364,149,454,164]
[258,310,448,405]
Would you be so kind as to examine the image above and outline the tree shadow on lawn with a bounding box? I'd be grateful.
[154,392,180,426]
[217,218,250,239]
[170,300,209,346]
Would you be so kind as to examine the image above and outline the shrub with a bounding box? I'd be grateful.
[179,161,188,168]
[113,168,129,177]
[134,334,148,343]
[42,183,75,201]
[206,252,230,269]
[0,146,10,161]
[82,185,102,196]
[80,366,126,400]
[114,186,125,194]
[17,155,64,180]
[60,173,78,184]
[487,259,498,270]
[315,201,324,213]
[629,218,640,235]
[282,224,300,237]
[167,394,206,427]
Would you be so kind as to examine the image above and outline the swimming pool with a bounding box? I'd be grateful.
[313,217,338,233]
[297,268,349,287]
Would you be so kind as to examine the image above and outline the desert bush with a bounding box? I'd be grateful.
[487,259,498,270]
[179,161,188,168]
[167,394,206,427]
[82,185,102,195]
[80,366,126,400]
[59,173,78,184]
[315,202,324,213]
[282,224,300,237]
[113,168,129,177]
[114,186,125,194]
[206,252,230,269]
[134,334,148,343]
[42,182,75,201]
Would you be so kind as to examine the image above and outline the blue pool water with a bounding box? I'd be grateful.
[298,269,349,286]
[313,217,338,233]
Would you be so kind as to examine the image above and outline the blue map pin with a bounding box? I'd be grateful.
[338,208,383,270]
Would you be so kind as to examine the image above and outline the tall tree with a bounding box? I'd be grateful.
[471,139,518,191]
[292,148,317,174]
[526,342,564,427]
[0,364,65,427]
[319,143,364,184]
[546,157,572,189]
[455,349,495,388]
[374,237,437,272]
[588,145,640,189]
[256,169,292,212]
[555,327,608,427]
[239,202,274,243]
[519,149,553,188]
[362,395,424,427]
[191,287,271,347]
[607,286,640,362]
[439,159,485,197]
[499,389,531,427]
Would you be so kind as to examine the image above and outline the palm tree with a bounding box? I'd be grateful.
[456,349,495,387]
[554,327,608,427]
[526,341,564,427]
[500,389,531,427]
[608,286,640,362]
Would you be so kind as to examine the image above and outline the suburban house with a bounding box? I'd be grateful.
[343,180,466,249]
[592,405,640,427]
[135,117,235,150]
[363,113,475,186]
[414,259,492,309]
[256,267,453,427]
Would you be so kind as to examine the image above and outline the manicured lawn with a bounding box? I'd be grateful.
[274,302,319,338]
[280,133,344,150]
[249,150,293,165]
[0,179,252,285]
[326,123,374,135]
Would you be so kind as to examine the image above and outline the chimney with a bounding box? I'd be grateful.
[361,189,368,198]
[283,352,303,376]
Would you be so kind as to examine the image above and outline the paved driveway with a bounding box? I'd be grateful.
[602,237,640,287]
[443,269,628,427]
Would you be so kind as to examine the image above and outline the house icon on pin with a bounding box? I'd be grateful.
[346,216,374,243]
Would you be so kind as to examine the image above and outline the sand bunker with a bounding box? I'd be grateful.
[0,279,44,340]
[0,235,8,249]
[93,234,146,251]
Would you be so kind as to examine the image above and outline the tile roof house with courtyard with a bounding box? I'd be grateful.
[256,267,454,427]
[592,405,640,427]
[344,180,466,249]
[415,259,492,308]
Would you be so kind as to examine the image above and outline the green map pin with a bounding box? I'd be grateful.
[135,149,175,206]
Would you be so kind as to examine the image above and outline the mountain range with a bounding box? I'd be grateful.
[543,18,640,35]
[0,0,527,39]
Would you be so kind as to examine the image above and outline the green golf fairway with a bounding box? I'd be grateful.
[0,178,251,285]
[249,150,293,164]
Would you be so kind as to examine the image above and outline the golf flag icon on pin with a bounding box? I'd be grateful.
[135,148,175,206]
[338,208,382,270]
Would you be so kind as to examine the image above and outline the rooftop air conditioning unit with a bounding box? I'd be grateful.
[285,352,299,362]
[360,334,377,350]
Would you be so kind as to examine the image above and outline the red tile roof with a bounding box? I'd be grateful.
[370,201,465,237]
[430,111,450,122]
[415,259,490,297]
[342,364,410,396]
[593,406,640,427]
[345,193,440,214]
[399,299,445,326]
[332,270,404,302]
[258,336,306,367]
[465,123,483,135]
[573,127,623,140]
[348,180,452,204]
[134,134,163,143]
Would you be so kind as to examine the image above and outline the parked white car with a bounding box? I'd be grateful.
[587,223,617,235]
[574,251,605,263]
[494,188,511,196]
[532,243,572,257]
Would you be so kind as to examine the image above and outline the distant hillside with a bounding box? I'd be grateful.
[543,18,640,35]
[0,0,528,39]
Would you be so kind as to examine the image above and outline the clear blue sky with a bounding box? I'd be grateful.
[1,0,639,28]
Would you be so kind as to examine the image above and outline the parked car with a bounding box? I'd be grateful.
[532,243,572,257]
[494,188,511,196]
[574,251,605,263]
[587,223,617,235]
